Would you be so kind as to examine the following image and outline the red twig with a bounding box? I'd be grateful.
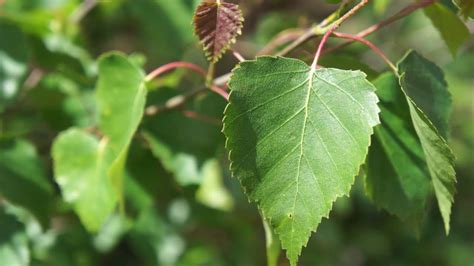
[146,62,207,82]
[332,32,397,72]
[312,0,369,69]
[325,0,435,54]
[146,61,228,100]
[182,110,222,125]
[210,84,230,100]
[257,29,306,55]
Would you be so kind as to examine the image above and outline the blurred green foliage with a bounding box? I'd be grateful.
[0,0,472,265]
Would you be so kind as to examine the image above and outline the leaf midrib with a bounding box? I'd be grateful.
[289,68,315,254]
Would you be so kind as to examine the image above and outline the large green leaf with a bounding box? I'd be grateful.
[52,129,117,232]
[0,139,54,226]
[424,3,470,57]
[223,56,380,264]
[398,51,456,234]
[365,73,431,232]
[0,20,29,111]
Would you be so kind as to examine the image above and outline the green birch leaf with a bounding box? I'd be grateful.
[398,51,452,139]
[0,139,54,226]
[365,73,431,232]
[223,56,380,264]
[52,129,117,232]
[96,52,147,206]
[424,3,470,57]
[52,53,147,231]
[398,51,456,234]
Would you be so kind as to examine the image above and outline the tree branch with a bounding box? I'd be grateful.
[324,0,436,54]
[312,0,369,69]
[332,32,397,72]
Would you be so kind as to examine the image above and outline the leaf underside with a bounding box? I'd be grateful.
[223,56,380,265]
[193,0,243,63]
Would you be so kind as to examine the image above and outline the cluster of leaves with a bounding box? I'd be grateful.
[0,0,472,265]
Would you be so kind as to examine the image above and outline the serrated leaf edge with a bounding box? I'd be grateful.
[222,56,380,264]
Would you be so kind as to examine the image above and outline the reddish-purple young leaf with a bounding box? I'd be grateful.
[193,0,244,63]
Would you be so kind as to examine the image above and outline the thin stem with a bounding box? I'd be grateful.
[206,62,216,87]
[263,217,281,266]
[146,61,227,100]
[312,0,369,69]
[257,29,305,56]
[332,32,397,72]
[145,87,206,116]
[146,62,207,82]
[325,0,435,54]
[231,49,246,62]
[209,84,229,100]
[275,0,355,57]
[276,29,321,57]
[69,0,98,23]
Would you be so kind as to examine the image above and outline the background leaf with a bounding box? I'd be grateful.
[0,139,54,226]
[398,51,456,234]
[0,20,29,111]
[52,52,147,231]
[96,52,147,207]
[365,73,431,233]
[0,209,30,266]
[224,56,380,264]
[52,128,117,232]
[424,3,470,57]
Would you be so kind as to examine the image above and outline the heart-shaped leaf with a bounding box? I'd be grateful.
[223,56,380,265]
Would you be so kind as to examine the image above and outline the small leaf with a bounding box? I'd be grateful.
[193,0,244,63]
[223,56,380,264]
[365,73,431,232]
[398,50,456,234]
[424,3,470,57]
